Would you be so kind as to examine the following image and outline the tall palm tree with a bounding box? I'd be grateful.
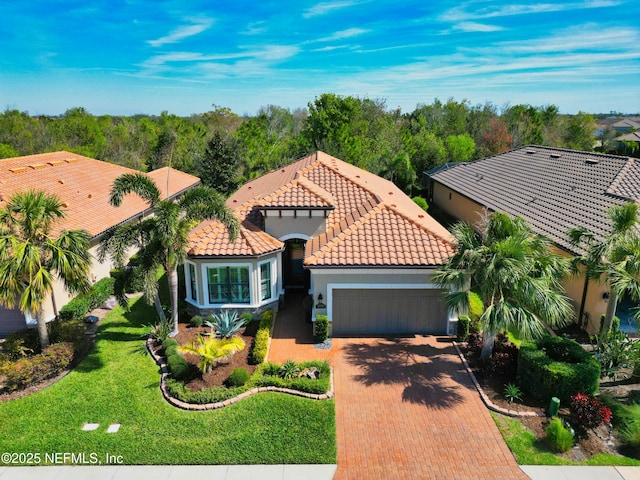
[569,202,640,332]
[434,212,573,359]
[0,190,91,349]
[99,173,238,337]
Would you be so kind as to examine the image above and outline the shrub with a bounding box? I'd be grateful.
[58,277,115,321]
[570,393,612,429]
[315,314,329,342]
[190,315,204,328]
[468,291,484,329]
[279,360,301,379]
[149,320,172,343]
[466,332,483,353]
[225,368,250,387]
[166,353,191,381]
[48,317,87,348]
[545,417,574,453]
[58,296,91,321]
[456,315,470,342]
[250,310,274,364]
[254,360,331,395]
[178,335,245,374]
[412,196,429,211]
[2,329,40,358]
[503,383,523,403]
[240,312,254,326]
[162,338,178,352]
[518,336,600,403]
[165,345,178,357]
[591,329,638,378]
[3,342,74,391]
[620,421,640,452]
[165,378,247,404]
[205,310,244,338]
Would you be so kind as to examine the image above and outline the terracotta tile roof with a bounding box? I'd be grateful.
[188,220,283,257]
[306,204,454,267]
[0,151,200,238]
[189,151,454,267]
[428,146,640,255]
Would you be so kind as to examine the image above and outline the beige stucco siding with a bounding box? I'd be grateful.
[263,213,328,240]
[433,182,489,227]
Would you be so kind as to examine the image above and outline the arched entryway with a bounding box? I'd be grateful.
[283,238,310,291]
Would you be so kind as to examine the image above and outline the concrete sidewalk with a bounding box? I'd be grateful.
[0,464,337,480]
[2,464,640,479]
[522,466,640,479]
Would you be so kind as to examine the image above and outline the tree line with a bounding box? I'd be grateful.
[0,95,612,197]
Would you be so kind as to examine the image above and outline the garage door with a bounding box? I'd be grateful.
[0,307,26,337]
[332,288,448,335]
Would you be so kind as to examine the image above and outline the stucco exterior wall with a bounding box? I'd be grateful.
[432,182,490,227]
[263,213,327,240]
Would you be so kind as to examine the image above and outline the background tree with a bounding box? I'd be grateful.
[563,111,597,151]
[100,174,239,337]
[197,131,240,196]
[569,202,640,332]
[0,190,91,348]
[445,133,476,163]
[434,212,572,359]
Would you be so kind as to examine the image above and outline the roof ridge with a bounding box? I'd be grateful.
[606,157,638,199]
[296,176,335,205]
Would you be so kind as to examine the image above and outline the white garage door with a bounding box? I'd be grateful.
[332,288,448,335]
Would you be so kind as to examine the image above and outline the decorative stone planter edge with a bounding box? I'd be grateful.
[146,338,334,411]
[453,341,545,418]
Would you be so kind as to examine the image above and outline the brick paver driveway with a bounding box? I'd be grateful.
[268,298,525,479]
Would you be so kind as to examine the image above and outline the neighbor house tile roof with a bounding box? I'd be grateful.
[189,151,454,267]
[428,146,640,255]
[0,151,200,238]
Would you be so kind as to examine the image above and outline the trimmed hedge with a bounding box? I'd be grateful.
[253,360,331,395]
[456,315,470,342]
[518,335,600,403]
[58,277,115,321]
[315,314,329,342]
[166,353,191,380]
[1,342,74,391]
[250,310,274,364]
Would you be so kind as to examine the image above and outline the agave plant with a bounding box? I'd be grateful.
[178,335,245,373]
[279,360,301,379]
[205,310,245,338]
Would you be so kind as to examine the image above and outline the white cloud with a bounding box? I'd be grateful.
[318,28,369,42]
[241,21,267,36]
[148,18,213,47]
[303,1,362,18]
[453,22,504,32]
[440,1,624,22]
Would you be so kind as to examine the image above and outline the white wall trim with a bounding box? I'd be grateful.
[312,268,437,275]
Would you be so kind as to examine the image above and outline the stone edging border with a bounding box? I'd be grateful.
[453,341,545,418]
[146,338,334,411]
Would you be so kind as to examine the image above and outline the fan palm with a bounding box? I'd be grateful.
[434,212,573,359]
[0,190,91,349]
[99,173,239,337]
[178,335,245,373]
[569,202,640,332]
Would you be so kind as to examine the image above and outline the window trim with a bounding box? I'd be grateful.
[187,262,198,302]
[259,261,272,302]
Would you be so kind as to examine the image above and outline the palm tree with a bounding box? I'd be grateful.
[569,202,640,332]
[434,212,573,360]
[99,173,238,337]
[0,190,91,349]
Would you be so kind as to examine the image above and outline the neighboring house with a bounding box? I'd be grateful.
[616,131,640,151]
[0,151,200,336]
[611,119,640,134]
[185,151,455,336]
[427,145,640,333]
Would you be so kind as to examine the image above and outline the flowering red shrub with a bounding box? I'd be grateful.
[570,393,612,429]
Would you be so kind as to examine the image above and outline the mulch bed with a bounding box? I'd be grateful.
[460,343,627,460]
[171,321,259,392]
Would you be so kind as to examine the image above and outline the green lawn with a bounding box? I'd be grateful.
[492,413,640,466]
[0,297,336,465]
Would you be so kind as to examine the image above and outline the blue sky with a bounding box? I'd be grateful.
[1,1,638,116]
